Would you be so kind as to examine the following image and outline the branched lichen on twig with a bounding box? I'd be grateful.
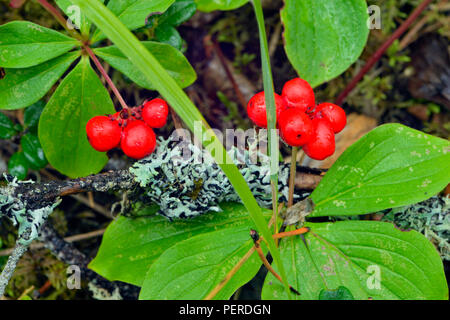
[0,176,62,296]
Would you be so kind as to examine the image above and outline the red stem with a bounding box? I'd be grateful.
[84,46,130,110]
[335,0,434,105]
[37,0,82,40]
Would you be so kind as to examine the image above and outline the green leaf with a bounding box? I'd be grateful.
[24,101,45,131]
[0,21,79,68]
[310,124,450,217]
[94,41,196,90]
[156,0,197,26]
[38,57,114,178]
[0,112,18,139]
[0,52,79,110]
[319,286,354,300]
[91,0,175,42]
[281,0,369,87]
[139,205,270,299]
[155,24,183,51]
[195,0,248,12]
[69,0,282,302]
[21,133,47,170]
[8,152,29,180]
[262,221,448,300]
[90,203,269,287]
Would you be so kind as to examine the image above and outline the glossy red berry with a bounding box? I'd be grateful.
[313,102,346,133]
[86,115,122,152]
[247,91,287,127]
[278,108,314,147]
[281,78,315,112]
[303,118,335,160]
[142,98,169,128]
[120,120,156,159]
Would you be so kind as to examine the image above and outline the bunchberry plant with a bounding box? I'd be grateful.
[0,0,448,301]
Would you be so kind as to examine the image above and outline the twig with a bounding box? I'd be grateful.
[70,194,112,218]
[0,229,106,257]
[84,46,130,111]
[204,209,278,300]
[212,39,248,109]
[268,22,282,58]
[38,223,139,299]
[250,230,300,295]
[0,242,28,297]
[335,0,434,105]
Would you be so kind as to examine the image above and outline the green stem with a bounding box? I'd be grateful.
[252,0,291,298]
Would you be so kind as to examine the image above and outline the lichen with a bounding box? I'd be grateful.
[382,196,450,261]
[129,133,299,219]
[0,175,61,245]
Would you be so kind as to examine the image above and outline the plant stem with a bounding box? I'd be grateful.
[37,0,83,40]
[288,147,298,207]
[252,0,290,298]
[212,38,248,110]
[335,0,434,105]
[84,46,130,110]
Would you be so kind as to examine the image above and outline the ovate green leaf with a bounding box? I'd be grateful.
[0,52,79,110]
[155,24,183,51]
[281,0,369,87]
[195,0,248,12]
[24,101,46,131]
[38,57,114,178]
[157,0,197,26]
[21,133,47,170]
[262,221,448,300]
[94,42,196,90]
[90,203,268,288]
[0,112,18,139]
[0,21,79,68]
[8,152,29,180]
[311,124,450,217]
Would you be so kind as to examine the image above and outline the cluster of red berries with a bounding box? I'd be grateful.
[247,78,346,160]
[86,98,169,159]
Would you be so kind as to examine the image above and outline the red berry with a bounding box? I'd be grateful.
[86,115,122,152]
[313,103,346,133]
[142,98,169,128]
[303,118,335,160]
[247,91,287,127]
[281,78,315,112]
[120,120,156,159]
[278,108,314,147]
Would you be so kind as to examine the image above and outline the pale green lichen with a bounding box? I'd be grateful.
[382,196,450,261]
[0,175,61,245]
